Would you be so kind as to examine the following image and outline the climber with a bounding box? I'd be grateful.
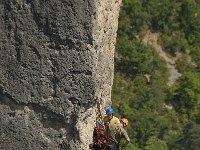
[89,102,120,150]
[96,100,120,127]
[103,107,120,127]
[92,101,121,149]
[92,104,120,149]
[107,118,130,150]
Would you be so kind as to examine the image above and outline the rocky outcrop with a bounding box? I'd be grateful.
[0,0,121,149]
[143,31,181,86]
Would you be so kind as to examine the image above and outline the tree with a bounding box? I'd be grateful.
[144,136,168,150]
[172,72,200,120]
[181,123,200,150]
[116,37,154,77]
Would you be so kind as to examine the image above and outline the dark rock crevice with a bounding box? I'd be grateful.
[29,45,41,59]
[0,88,66,130]
[0,87,82,150]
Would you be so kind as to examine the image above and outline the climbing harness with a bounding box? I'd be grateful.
[90,127,107,150]
[89,98,107,150]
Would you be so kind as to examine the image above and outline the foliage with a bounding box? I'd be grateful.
[171,72,200,120]
[112,72,180,149]
[125,143,141,150]
[112,0,200,149]
[175,54,192,73]
[116,37,154,77]
[144,136,168,150]
[181,123,200,150]
[190,46,200,72]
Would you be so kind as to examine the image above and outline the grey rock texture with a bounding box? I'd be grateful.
[0,0,121,150]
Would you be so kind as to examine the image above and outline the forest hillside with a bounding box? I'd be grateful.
[112,0,200,149]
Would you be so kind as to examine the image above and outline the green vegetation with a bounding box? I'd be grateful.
[112,0,200,149]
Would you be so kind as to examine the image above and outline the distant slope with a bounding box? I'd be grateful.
[143,31,181,85]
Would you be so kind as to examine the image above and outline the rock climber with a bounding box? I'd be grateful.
[107,118,130,150]
[89,106,120,150]
[103,107,120,127]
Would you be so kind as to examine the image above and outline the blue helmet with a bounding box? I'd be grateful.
[106,107,114,115]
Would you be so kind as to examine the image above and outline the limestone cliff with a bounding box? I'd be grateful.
[0,0,121,149]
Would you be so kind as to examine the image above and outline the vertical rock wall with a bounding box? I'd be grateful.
[0,0,121,149]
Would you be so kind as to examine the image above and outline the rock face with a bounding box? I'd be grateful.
[0,0,121,149]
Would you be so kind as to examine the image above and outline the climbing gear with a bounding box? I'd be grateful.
[106,107,114,115]
[121,118,128,127]
[90,127,107,150]
[90,98,118,149]
[89,98,107,149]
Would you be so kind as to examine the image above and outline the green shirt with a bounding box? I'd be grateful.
[108,123,130,144]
